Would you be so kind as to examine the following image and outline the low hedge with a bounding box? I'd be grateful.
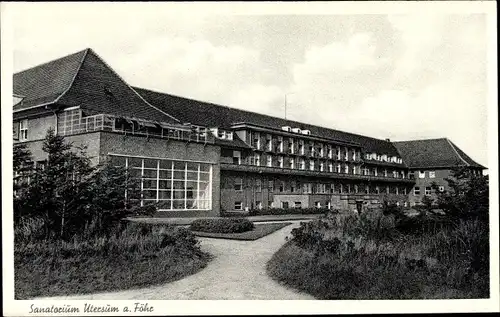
[248,207,332,216]
[189,218,255,234]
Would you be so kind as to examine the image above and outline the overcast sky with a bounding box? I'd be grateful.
[8,3,491,167]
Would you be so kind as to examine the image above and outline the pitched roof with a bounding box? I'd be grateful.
[14,49,87,110]
[134,87,401,156]
[392,138,485,169]
[13,48,179,125]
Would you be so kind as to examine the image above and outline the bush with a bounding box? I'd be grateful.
[189,218,254,233]
[268,209,489,299]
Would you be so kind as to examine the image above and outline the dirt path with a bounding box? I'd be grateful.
[35,221,315,300]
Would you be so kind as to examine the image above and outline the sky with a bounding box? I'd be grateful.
[7,2,492,167]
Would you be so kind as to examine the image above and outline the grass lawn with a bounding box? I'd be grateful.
[15,225,211,299]
[191,222,292,240]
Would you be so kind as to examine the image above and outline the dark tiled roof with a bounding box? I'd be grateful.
[393,138,485,169]
[14,49,87,111]
[134,87,401,156]
[13,49,179,125]
[214,134,252,149]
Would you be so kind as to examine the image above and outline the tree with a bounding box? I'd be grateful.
[14,128,146,240]
[433,167,489,222]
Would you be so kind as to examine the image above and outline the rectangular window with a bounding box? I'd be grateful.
[289,138,295,154]
[266,134,273,151]
[329,183,335,194]
[300,159,306,170]
[327,146,333,159]
[336,164,341,173]
[365,185,369,194]
[235,201,242,210]
[402,187,407,195]
[429,171,436,178]
[303,183,312,194]
[278,156,284,168]
[384,169,388,177]
[19,119,28,141]
[419,171,426,178]
[282,201,289,209]
[277,136,283,153]
[256,201,262,209]
[373,168,378,176]
[254,154,260,166]
[111,155,212,211]
[354,185,358,194]
[319,162,324,172]
[289,157,295,169]
[299,140,305,155]
[309,160,315,171]
[279,181,285,192]
[393,171,398,178]
[234,178,243,191]
[294,201,302,209]
[338,183,343,194]
[255,179,262,192]
[425,186,432,195]
[290,181,296,193]
[253,132,261,149]
[414,186,420,195]
[233,151,241,165]
[386,186,390,194]
[375,186,380,194]
[268,180,274,192]
[315,201,321,208]
[328,163,333,173]
[344,164,349,174]
[267,155,272,167]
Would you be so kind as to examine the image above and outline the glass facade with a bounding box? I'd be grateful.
[110,155,212,211]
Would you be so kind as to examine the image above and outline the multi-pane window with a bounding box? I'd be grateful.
[303,183,312,194]
[425,187,432,195]
[337,183,343,194]
[328,163,333,173]
[278,156,284,168]
[289,157,295,169]
[300,158,306,170]
[235,201,242,210]
[319,162,324,172]
[336,147,341,159]
[252,132,261,149]
[309,142,315,157]
[19,119,29,141]
[110,155,211,210]
[373,168,378,176]
[289,138,295,154]
[318,144,324,158]
[290,181,296,193]
[317,183,327,194]
[344,164,349,174]
[282,201,289,209]
[233,151,241,165]
[336,164,341,173]
[363,167,370,176]
[299,140,305,155]
[268,180,274,192]
[419,171,425,178]
[294,201,302,208]
[277,136,284,153]
[414,187,420,195]
[267,155,272,167]
[329,184,335,194]
[279,181,285,192]
[393,171,398,178]
[429,171,436,178]
[309,160,315,171]
[234,178,243,191]
[255,179,262,192]
[254,154,260,166]
[344,147,349,161]
[266,134,273,151]
[327,146,333,159]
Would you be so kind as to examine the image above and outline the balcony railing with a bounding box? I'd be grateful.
[58,114,215,144]
[220,163,416,183]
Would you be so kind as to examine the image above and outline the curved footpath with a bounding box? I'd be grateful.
[35,221,314,300]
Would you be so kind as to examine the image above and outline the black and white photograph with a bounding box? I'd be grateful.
[1,1,498,315]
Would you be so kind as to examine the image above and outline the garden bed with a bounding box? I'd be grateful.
[15,224,211,299]
[192,222,292,240]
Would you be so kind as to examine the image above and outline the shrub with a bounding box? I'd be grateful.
[190,218,254,233]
